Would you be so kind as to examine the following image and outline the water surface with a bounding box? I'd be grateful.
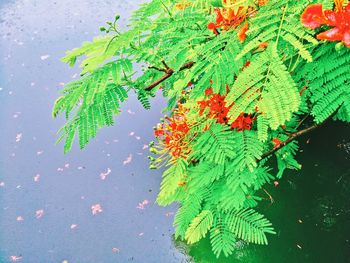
[0,1,349,263]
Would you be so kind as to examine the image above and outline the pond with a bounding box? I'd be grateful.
[0,1,349,262]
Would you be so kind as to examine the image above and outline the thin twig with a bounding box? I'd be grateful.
[295,114,310,130]
[261,109,340,160]
[144,61,194,91]
[149,66,167,72]
[261,123,319,159]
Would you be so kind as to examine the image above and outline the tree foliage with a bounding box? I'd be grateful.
[54,0,350,258]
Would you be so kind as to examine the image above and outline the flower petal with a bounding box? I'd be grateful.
[323,10,338,26]
[342,30,350,47]
[237,22,249,43]
[301,4,325,29]
[317,27,343,41]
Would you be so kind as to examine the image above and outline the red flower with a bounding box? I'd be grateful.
[207,22,216,30]
[215,8,225,25]
[272,138,282,148]
[258,0,269,6]
[208,6,248,35]
[205,88,213,96]
[301,1,350,47]
[231,113,253,131]
[155,105,191,158]
[258,42,269,49]
[154,129,164,137]
[237,22,249,42]
[301,4,325,29]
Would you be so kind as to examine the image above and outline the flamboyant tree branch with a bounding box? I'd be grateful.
[145,61,194,91]
[261,122,320,159]
[261,109,340,160]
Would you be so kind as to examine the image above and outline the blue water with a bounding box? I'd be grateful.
[1,1,350,263]
[0,1,189,262]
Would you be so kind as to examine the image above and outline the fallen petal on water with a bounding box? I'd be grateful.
[10,256,22,262]
[112,247,120,253]
[33,174,40,182]
[91,204,103,215]
[136,199,150,210]
[35,209,44,219]
[40,54,50,60]
[100,168,112,180]
[123,154,133,165]
[15,133,22,142]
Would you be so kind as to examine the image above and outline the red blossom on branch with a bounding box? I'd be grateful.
[154,105,191,158]
[207,7,248,36]
[237,22,249,42]
[301,1,350,47]
[198,88,254,131]
[272,137,283,148]
[231,113,254,131]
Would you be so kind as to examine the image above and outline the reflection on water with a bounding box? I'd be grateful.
[174,122,350,263]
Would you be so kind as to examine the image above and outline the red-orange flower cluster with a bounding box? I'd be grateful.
[207,7,249,41]
[198,88,254,131]
[207,1,269,41]
[231,113,254,131]
[198,88,231,124]
[154,105,191,158]
[301,1,350,47]
[272,137,282,148]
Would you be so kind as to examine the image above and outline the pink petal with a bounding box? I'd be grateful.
[35,209,44,219]
[112,247,120,253]
[123,154,133,165]
[33,174,40,182]
[15,133,22,142]
[317,27,343,41]
[91,204,103,215]
[343,30,350,46]
[100,168,112,180]
[10,256,22,262]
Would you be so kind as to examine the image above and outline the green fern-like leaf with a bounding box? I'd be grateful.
[190,124,237,165]
[210,212,237,258]
[227,44,301,130]
[226,208,275,245]
[230,131,264,172]
[53,60,130,152]
[295,43,350,123]
[157,158,187,206]
[174,192,203,239]
[185,210,214,244]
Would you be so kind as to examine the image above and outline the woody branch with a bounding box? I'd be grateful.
[145,61,194,91]
[261,108,341,160]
